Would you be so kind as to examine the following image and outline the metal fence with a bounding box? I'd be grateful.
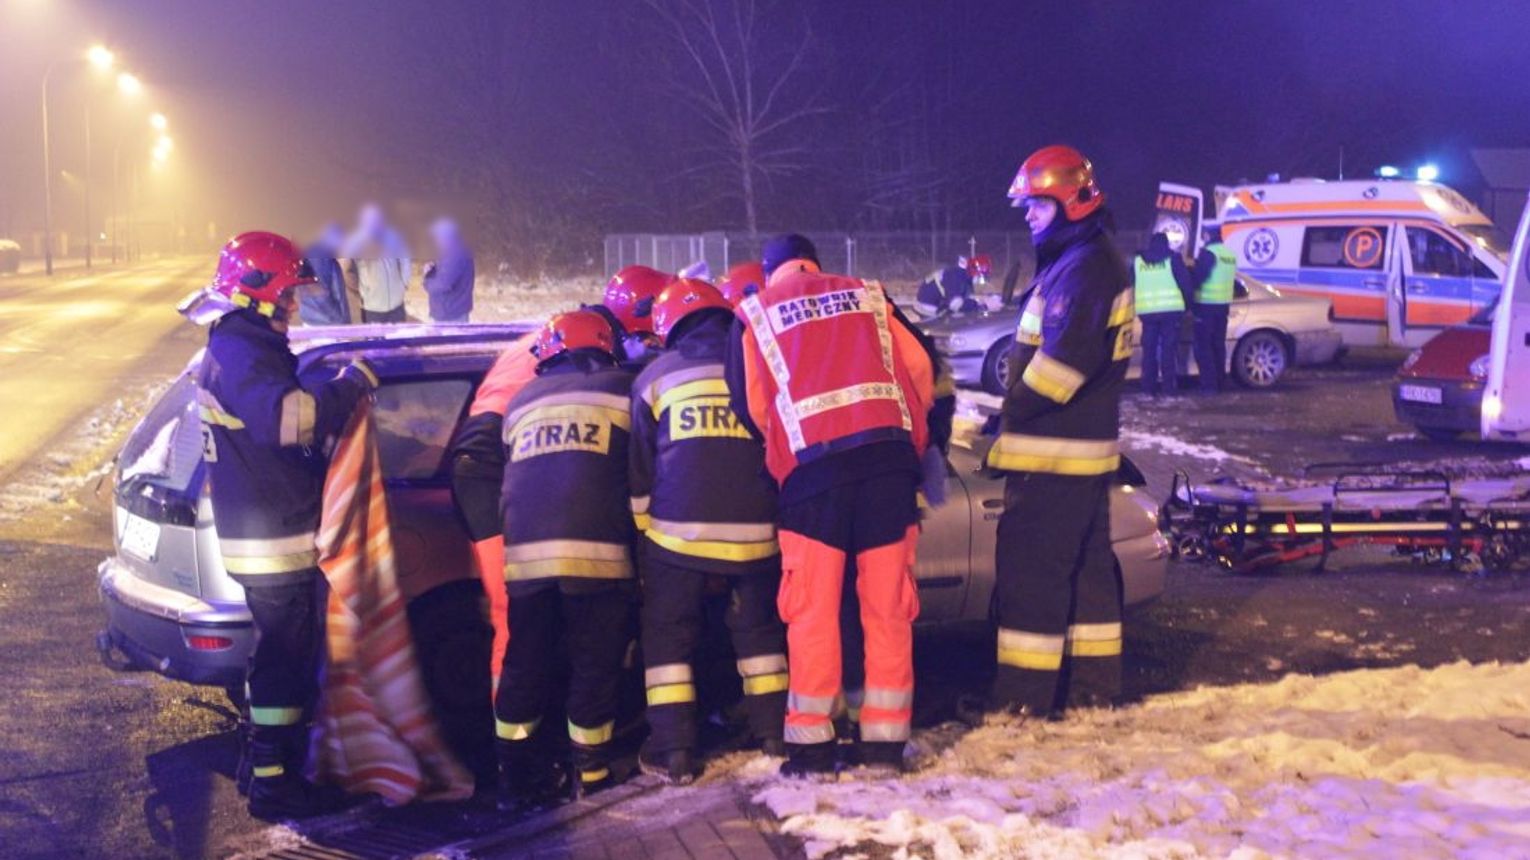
[605,230,1036,284]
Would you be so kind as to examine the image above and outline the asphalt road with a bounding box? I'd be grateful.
[1,341,1528,858]
[0,258,206,482]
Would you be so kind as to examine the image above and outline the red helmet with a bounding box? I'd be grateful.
[532,310,616,363]
[651,279,731,346]
[603,265,671,334]
[1006,145,1105,221]
[716,261,766,306]
[208,231,315,316]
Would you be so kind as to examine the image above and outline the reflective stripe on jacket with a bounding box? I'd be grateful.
[987,215,1131,476]
[630,314,778,574]
[198,310,368,583]
[500,359,637,588]
[1195,242,1236,305]
[1133,255,1185,315]
[736,270,932,485]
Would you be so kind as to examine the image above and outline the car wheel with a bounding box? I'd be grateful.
[981,336,1015,396]
[1232,330,1289,388]
[1416,425,1460,442]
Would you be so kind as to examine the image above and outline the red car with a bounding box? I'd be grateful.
[1392,300,1496,441]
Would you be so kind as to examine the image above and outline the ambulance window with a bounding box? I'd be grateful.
[1406,228,1473,278]
[1300,226,1387,270]
[372,378,474,480]
[1472,257,1497,280]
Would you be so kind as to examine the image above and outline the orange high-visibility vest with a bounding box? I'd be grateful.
[738,272,921,484]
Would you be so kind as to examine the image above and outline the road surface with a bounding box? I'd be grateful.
[0,259,207,482]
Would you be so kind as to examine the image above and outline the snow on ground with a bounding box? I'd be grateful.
[742,659,1530,859]
[1119,427,1261,470]
[0,382,167,523]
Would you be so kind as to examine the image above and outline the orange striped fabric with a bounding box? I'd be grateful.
[312,400,474,805]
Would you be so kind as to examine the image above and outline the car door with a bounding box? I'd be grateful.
[1296,223,1393,346]
[911,453,973,623]
[1401,225,1481,345]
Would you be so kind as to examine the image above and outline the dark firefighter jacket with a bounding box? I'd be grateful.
[630,312,778,575]
[197,309,370,585]
[986,211,1133,477]
[499,352,637,595]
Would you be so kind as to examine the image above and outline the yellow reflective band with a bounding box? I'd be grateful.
[985,433,1120,476]
[1021,352,1086,404]
[496,718,540,741]
[644,529,779,563]
[633,512,653,532]
[198,406,246,430]
[742,672,790,696]
[1068,639,1123,657]
[231,291,277,317]
[252,764,285,778]
[579,768,610,784]
[646,683,697,706]
[654,377,731,418]
[1107,289,1136,328]
[997,646,1065,671]
[568,720,614,746]
[250,705,303,726]
[222,550,321,576]
[504,557,633,581]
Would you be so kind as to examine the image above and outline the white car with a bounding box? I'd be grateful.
[923,274,1345,395]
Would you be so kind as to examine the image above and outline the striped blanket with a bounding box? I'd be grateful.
[312,400,474,804]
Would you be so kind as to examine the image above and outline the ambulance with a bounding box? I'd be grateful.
[1481,193,1530,442]
[1217,179,1510,348]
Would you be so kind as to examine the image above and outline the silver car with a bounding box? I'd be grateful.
[97,325,1169,702]
[922,274,1345,396]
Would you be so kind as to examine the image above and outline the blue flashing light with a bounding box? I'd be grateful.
[1416,164,1440,182]
[1376,165,1400,179]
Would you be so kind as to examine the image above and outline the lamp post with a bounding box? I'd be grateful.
[40,44,116,276]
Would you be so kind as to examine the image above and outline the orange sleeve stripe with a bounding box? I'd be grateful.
[469,347,539,417]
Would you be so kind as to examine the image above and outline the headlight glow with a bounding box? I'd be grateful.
[1468,353,1490,380]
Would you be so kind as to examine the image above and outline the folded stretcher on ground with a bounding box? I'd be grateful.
[1161,466,1530,573]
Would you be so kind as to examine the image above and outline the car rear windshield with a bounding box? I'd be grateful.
[118,373,205,493]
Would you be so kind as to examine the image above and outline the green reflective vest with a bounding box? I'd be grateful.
[1134,256,1185,315]
[1196,242,1237,305]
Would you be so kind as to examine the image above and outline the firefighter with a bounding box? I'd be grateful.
[717,261,766,306]
[183,231,376,819]
[1133,231,1195,396]
[631,279,785,784]
[448,266,671,698]
[914,260,981,317]
[592,264,672,368]
[494,310,638,809]
[1191,226,1237,393]
[982,145,1133,718]
[727,233,953,777]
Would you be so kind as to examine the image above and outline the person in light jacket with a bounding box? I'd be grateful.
[341,203,411,324]
[423,217,475,323]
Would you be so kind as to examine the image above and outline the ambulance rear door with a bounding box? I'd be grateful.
[1482,195,1530,441]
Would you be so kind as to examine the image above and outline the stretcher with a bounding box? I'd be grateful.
[1160,465,1530,574]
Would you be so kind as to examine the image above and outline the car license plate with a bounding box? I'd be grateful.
[1399,384,1443,405]
[120,514,162,561]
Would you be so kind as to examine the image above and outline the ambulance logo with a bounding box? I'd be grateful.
[1243,228,1279,266]
[768,289,866,333]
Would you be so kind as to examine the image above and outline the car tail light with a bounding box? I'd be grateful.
[185,634,234,651]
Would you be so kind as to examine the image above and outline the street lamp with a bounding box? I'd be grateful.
[41,43,117,276]
[116,72,142,97]
[150,112,167,132]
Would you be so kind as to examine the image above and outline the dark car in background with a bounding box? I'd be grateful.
[1392,300,1496,441]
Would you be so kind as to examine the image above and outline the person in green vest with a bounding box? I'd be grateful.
[1131,232,1194,396]
[1191,227,1237,393]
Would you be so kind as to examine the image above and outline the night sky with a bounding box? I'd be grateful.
[3,0,1527,262]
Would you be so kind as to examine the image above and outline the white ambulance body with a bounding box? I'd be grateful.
[1218,179,1510,348]
[1481,193,1530,442]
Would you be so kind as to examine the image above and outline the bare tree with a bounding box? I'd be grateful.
[644,0,825,237]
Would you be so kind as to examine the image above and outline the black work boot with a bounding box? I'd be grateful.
[851,740,907,775]
[571,742,620,797]
[779,742,838,779]
[496,739,571,814]
[246,727,338,821]
[638,742,698,785]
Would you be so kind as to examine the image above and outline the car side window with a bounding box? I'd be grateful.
[1300,225,1388,270]
[372,379,474,480]
[1406,228,1473,278]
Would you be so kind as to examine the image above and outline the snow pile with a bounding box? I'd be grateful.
[1119,428,1259,469]
[753,660,1530,859]
[405,273,602,324]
